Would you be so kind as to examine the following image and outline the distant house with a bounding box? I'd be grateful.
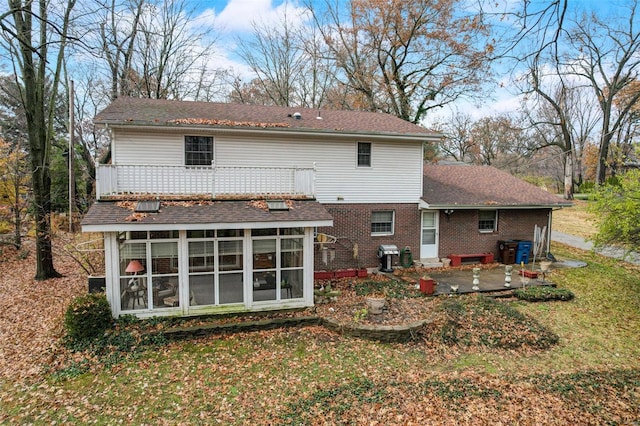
[82,97,441,318]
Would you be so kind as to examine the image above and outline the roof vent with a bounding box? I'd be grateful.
[266,200,289,211]
[293,112,302,120]
[135,200,160,213]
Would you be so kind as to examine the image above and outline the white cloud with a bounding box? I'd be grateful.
[192,1,313,79]
[199,0,310,33]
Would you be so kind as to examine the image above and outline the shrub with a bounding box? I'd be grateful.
[64,292,113,340]
[354,279,423,299]
[515,286,575,302]
[605,176,620,187]
[578,181,596,193]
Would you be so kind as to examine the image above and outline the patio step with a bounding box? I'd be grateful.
[416,258,443,268]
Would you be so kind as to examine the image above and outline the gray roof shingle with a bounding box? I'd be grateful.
[94,97,438,138]
[422,164,572,208]
[81,200,333,230]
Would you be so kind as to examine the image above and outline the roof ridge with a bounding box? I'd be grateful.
[95,97,440,137]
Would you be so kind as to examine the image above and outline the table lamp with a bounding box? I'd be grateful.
[125,260,145,291]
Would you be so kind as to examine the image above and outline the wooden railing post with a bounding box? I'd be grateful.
[211,161,216,198]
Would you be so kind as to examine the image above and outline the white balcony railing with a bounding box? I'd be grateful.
[96,163,316,200]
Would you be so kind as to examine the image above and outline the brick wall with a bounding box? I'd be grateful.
[439,209,551,259]
[315,203,421,270]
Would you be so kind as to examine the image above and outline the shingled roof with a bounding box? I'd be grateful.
[81,200,333,232]
[94,97,439,138]
[422,164,572,208]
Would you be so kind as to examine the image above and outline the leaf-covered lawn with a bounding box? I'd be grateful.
[0,239,638,424]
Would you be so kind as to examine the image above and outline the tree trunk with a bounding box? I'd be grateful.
[12,210,21,249]
[563,150,574,200]
[32,170,61,279]
[9,0,68,280]
[596,131,611,186]
[12,177,22,249]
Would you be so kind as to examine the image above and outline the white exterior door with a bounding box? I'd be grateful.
[420,210,439,259]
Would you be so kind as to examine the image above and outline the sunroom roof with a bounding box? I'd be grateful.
[81,199,333,232]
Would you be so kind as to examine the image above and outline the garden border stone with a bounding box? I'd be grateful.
[156,315,434,343]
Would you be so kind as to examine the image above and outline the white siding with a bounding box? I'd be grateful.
[112,130,424,203]
[216,135,423,203]
[114,131,186,165]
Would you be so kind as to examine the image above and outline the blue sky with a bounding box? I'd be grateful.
[193,0,310,33]
[187,0,633,123]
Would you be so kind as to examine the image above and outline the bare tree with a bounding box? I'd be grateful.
[296,22,337,109]
[69,71,112,202]
[234,9,336,108]
[92,0,221,101]
[524,59,577,199]
[97,0,145,101]
[311,0,494,123]
[564,85,599,187]
[1,0,76,279]
[520,62,600,199]
[236,11,305,107]
[135,0,217,99]
[469,115,525,170]
[432,112,475,163]
[504,1,639,189]
[565,3,640,184]
[228,75,278,106]
[498,0,568,65]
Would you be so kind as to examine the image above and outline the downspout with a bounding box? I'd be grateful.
[547,208,555,256]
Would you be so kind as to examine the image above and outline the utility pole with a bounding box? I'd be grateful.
[69,79,75,232]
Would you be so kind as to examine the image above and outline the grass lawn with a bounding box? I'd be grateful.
[0,242,639,424]
[552,200,597,239]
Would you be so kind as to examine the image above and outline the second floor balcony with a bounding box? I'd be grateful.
[96,163,316,200]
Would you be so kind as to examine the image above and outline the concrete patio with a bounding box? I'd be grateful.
[428,264,552,295]
[392,258,585,296]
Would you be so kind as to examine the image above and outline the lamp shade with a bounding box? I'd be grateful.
[125,260,145,273]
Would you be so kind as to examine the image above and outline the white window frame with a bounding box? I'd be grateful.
[251,228,305,303]
[371,210,394,236]
[187,229,245,307]
[357,142,372,167]
[118,232,180,313]
[478,210,498,233]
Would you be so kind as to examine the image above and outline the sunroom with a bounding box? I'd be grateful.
[81,200,332,318]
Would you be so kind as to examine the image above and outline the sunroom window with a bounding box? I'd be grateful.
[252,228,304,302]
[188,229,244,307]
[118,233,179,311]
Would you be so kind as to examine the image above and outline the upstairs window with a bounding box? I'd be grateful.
[478,210,497,233]
[357,142,371,167]
[371,210,394,235]
[185,136,213,166]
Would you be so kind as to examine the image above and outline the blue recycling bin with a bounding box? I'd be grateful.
[515,240,532,264]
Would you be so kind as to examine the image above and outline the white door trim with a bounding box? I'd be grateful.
[420,210,439,260]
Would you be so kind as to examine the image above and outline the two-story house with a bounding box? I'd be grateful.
[82,98,571,318]
[81,97,442,318]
